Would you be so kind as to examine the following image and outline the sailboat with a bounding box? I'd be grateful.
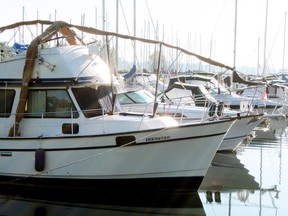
[0,20,235,192]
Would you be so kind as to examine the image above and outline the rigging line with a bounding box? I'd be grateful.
[119,0,131,37]
[4,28,21,48]
[264,15,286,76]
[210,0,228,37]
[75,35,115,81]
[118,0,141,68]
[167,50,182,73]
[23,8,36,40]
[7,123,178,183]
[144,0,157,39]
[204,0,228,53]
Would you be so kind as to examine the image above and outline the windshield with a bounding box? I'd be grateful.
[117,90,155,104]
[72,85,113,117]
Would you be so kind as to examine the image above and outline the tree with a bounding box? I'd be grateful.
[148,49,166,73]
[0,42,10,61]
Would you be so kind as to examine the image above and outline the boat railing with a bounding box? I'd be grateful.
[158,95,220,123]
[4,108,107,137]
[4,105,159,137]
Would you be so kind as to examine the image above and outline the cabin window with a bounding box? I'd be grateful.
[26,89,79,118]
[0,89,15,117]
[62,123,79,134]
[72,86,113,118]
[116,136,136,146]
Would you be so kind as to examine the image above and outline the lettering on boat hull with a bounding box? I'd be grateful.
[146,136,171,142]
[1,152,12,157]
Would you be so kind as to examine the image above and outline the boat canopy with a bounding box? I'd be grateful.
[1,20,237,137]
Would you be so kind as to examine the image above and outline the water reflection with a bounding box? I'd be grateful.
[200,127,288,215]
[0,188,205,215]
[199,152,260,207]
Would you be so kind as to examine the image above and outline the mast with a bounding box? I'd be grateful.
[233,0,238,70]
[282,12,287,73]
[133,0,136,66]
[262,0,269,77]
[257,37,260,76]
[102,0,106,45]
[232,0,238,89]
[152,43,162,117]
[95,7,97,28]
[115,0,119,75]
[22,6,25,43]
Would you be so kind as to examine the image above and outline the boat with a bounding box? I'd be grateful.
[168,73,282,113]
[116,88,264,152]
[0,20,235,192]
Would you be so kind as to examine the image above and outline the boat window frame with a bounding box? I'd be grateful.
[0,89,16,118]
[72,85,113,118]
[25,88,79,119]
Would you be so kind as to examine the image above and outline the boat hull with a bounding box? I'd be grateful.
[219,115,263,151]
[0,119,234,191]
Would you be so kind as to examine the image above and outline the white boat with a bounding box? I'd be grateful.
[169,74,282,113]
[0,20,235,191]
[117,87,263,152]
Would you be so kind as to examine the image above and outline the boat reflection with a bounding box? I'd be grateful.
[199,150,282,215]
[0,188,205,215]
[199,152,260,204]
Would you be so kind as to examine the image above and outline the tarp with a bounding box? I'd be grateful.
[232,71,265,85]
[1,20,236,136]
[12,43,29,51]
[0,20,234,71]
[123,65,136,80]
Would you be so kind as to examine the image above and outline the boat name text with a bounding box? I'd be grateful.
[1,152,12,157]
[146,136,171,142]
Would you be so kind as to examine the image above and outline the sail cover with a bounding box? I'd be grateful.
[123,65,136,80]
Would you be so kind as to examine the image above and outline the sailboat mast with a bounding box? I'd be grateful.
[133,0,136,65]
[257,37,260,76]
[102,0,106,42]
[22,6,25,43]
[233,0,238,70]
[282,12,287,73]
[231,0,238,90]
[115,0,119,74]
[262,0,269,77]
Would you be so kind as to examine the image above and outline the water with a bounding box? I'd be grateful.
[0,128,288,215]
[199,129,288,216]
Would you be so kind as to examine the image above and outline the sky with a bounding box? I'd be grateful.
[1,0,288,75]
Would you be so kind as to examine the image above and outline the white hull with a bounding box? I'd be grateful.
[219,115,263,151]
[0,117,234,190]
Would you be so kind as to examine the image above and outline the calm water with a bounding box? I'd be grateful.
[0,126,288,215]
[199,127,288,216]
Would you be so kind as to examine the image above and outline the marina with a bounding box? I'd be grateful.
[1,4,288,213]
